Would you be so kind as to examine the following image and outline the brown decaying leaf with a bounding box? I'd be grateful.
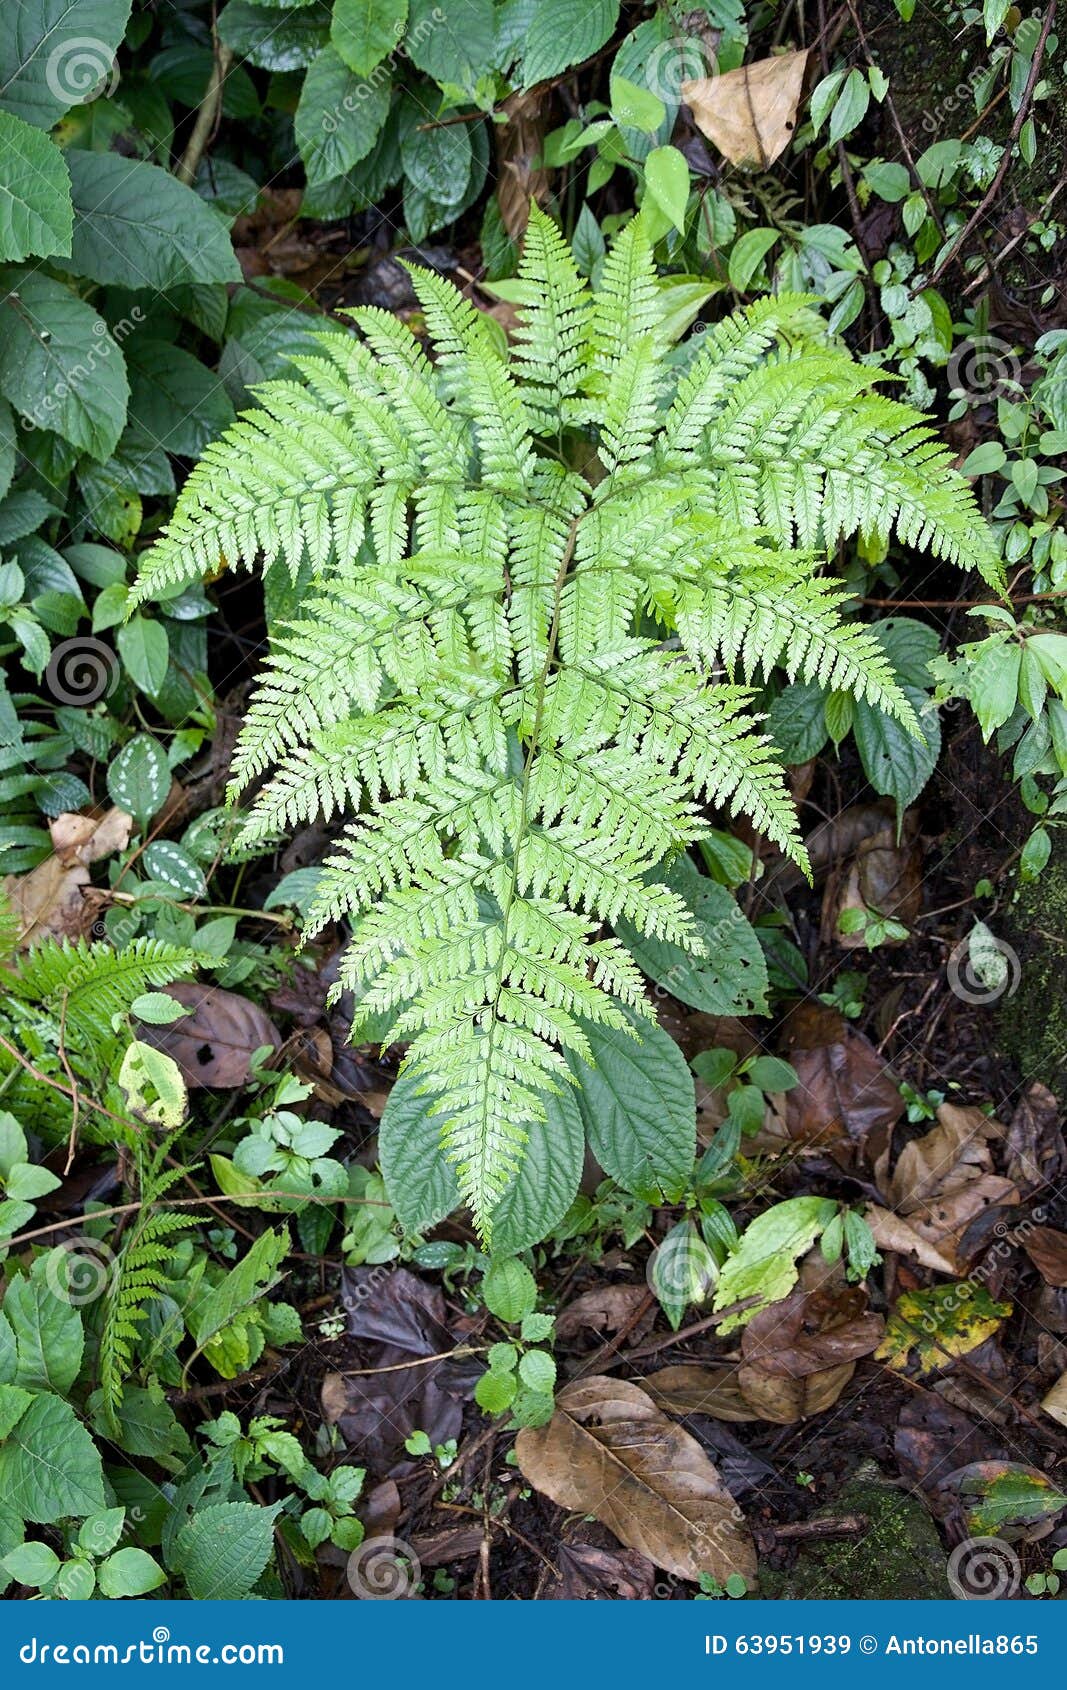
[638,1363,759,1423]
[1006,1082,1064,1194]
[781,1002,903,1167]
[515,1376,757,1585]
[882,1103,1018,1272]
[543,1540,656,1601]
[682,50,810,169]
[863,1205,957,1275]
[495,89,549,243]
[823,812,922,950]
[138,981,281,1087]
[1021,1224,1067,1288]
[735,1255,883,1423]
[4,807,132,949]
[556,1286,653,1342]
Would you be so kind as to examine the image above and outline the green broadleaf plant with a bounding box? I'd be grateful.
[131,205,1000,1241]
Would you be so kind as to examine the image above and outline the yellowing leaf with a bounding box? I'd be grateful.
[876,1281,1011,1374]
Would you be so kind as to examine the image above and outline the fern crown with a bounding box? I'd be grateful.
[132,206,999,1239]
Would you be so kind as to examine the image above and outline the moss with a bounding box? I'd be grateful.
[998,837,1067,1097]
[759,1466,950,1600]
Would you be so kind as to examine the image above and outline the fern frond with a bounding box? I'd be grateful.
[132,206,999,1237]
[10,938,201,1046]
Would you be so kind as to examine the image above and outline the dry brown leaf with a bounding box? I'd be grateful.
[781,1002,903,1166]
[138,982,281,1087]
[515,1376,756,1585]
[495,89,549,243]
[823,813,922,950]
[1005,1082,1063,1194]
[638,1364,759,1423]
[682,50,809,169]
[1041,1372,1067,1429]
[1021,1224,1067,1288]
[864,1205,959,1275]
[556,1286,653,1342]
[543,1541,656,1601]
[888,1103,1000,1210]
[732,1256,882,1423]
[3,807,132,949]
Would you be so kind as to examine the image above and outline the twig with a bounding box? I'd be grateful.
[963,172,1067,295]
[176,37,234,186]
[922,0,1057,292]
[57,992,80,1175]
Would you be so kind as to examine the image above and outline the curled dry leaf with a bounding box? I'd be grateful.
[138,981,281,1087]
[495,89,550,243]
[735,1255,883,1423]
[682,50,809,169]
[883,1103,1017,1272]
[4,806,132,949]
[515,1376,757,1586]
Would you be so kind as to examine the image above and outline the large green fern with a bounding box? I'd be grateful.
[132,206,999,1239]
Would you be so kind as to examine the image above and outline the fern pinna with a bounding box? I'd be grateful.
[132,207,999,1240]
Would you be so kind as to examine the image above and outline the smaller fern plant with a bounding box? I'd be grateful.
[132,205,1000,1241]
[98,1133,198,1428]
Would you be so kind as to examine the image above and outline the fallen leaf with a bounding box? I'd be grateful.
[734,1255,882,1422]
[1005,1083,1064,1194]
[945,1461,1067,1540]
[884,1104,1017,1271]
[782,1003,903,1167]
[543,1540,656,1601]
[1040,1372,1067,1429]
[515,1376,757,1586]
[556,1286,654,1342]
[864,1205,958,1275]
[876,1281,1011,1375]
[823,812,922,949]
[4,807,132,949]
[895,1396,992,1498]
[496,89,549,243]
[639,1364,759,1423]
[1021,1224,1067,1288]
[682,50,809,169]
[138,982,281,1087]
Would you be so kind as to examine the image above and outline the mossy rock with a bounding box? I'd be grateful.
[759,1466,950,1600]
[998,836,1067,1097]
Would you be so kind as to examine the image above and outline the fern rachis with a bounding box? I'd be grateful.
[132,205,999,1239]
